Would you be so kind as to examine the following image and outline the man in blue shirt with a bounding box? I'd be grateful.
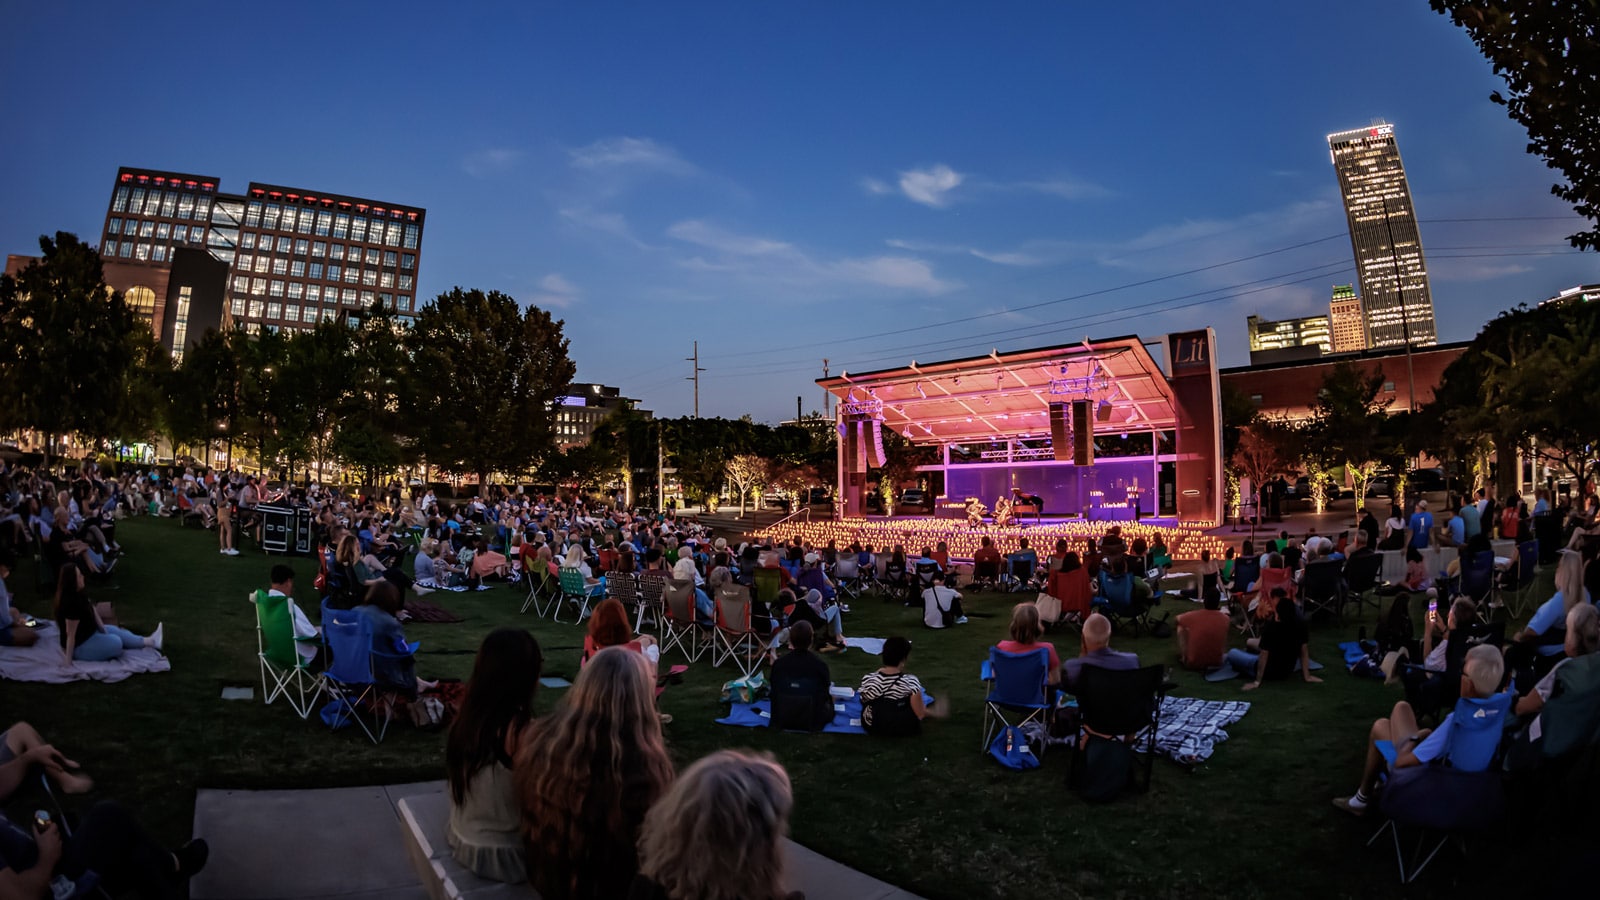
[1407,500,1434,551]
[1443,508,1466,548]
[1456,495,1481,540]
[1333,644,1509,815]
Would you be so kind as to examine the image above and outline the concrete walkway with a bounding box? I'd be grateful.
[190,781,922,900]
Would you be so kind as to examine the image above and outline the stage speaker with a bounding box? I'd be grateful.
[1049,403,1070,461]
[1096,400,1113,423]
[1072,400,1094,466]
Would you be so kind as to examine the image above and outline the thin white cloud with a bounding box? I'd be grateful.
[528,273,579,309]
[898,164,964,207]
[568,137,696,176]
[462,147,523,178]
[1013,178,1110,201]
[886,238,1044,267]
[558,206,659,251]
[665,219,960,295]
[860,176,893,196]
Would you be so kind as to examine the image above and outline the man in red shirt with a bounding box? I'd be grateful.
[1176,594,1230,671]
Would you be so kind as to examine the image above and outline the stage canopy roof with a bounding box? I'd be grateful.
[817,337,1177,446]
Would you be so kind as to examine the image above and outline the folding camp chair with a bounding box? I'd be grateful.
[554,567,597,623]
[752,567,784,610]
[1300,559,1348,622]
[1451,551,1496,610]
[879,562,911,604]
[607,570,642,628]
[1001,555,1037,592]
[1093,571,1148,635]
[914,561,941,598]
[1402,621,1504,724]
[833,555,868,601]
[1343,553,1385,619]
[253,590,322,719]
[1500,540,1539,617]
[318,601,389,744]
[661,578,709,662]
[980,646,1052,756]
[520,563,559,617]
[1069,664,1169,794]
[713,589,767,678]
[969,558,1001,592]
[1367,693,1513,883]
[636,572,668,634]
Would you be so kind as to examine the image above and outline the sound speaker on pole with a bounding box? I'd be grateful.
[1096,400,1113,423]
[1072,400,1094,466]
[1049,403,1071,461]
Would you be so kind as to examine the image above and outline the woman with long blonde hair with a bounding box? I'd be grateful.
[629,750,799,900]
[515,646,673,900]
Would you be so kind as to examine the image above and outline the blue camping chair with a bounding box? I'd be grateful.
[1501,540,1539,617]
[318,600,389,744]
[1368,692,1513,883]
[1451,550,1496,608]
[1093,571,1146,635]
[1230,557,1261,596]
[980,647,1052,757]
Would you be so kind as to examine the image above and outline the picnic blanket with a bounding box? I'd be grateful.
[1139,696,1250,766]
[716,688,934,735]
[842,637,885,656]
[403,598,463,623]
[0,624,171,684]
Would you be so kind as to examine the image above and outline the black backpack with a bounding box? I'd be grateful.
[1375,592,1414,654]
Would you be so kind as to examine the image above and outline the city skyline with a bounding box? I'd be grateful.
[1,2,1594,423]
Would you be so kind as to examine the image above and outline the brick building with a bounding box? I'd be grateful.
[1220,340,1470,422]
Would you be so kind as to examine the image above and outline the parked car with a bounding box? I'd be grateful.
[761,492,791,512]
[898,489,932,513]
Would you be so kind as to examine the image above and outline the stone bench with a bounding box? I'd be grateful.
[396,791,538,900]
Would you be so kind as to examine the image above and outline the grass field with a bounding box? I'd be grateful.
[2,517,1552,899]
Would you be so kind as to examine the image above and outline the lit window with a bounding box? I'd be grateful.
[107,218,122,235]
[1383,382,1396,392]
[360,290,375,306]
[262,204,280,228]
[342,288,357,304]
[333,214,349,238]
[177,195,195,219]
[129,188,145,211]
[139,221,155,237]
[380,272,394,288]
[401,254,415,270]
[135,243,150,260]
[308,262,323,279]
[365,248,380,264]
[403,224,418,249]
[156,223,171,239]
[306,285,321,303]
[272,258,287,275]
[297,214,313,235]
[284,305,300,322]
[266,302,282,319]
[232,276,249,291]
[244,202,262,227]
[280,209,297,232]
[362,269,376,286]
[269,280,285,297]
[113,187,131,212]
[288,282,304,300]
[311,241,325,257]
[160,193,177,217]
[231,298,246,316]
[343,267,359,283]
[350,217,368,242]
[236,254,253,270]
[240,233,256,250]
[173,225,187,243]
[251,277,267,295]
[315,211,331,236]
[144,192,162,215]
[293,239,308,256]
[248,299,264,317]
[254,257,269,273]
[329,244,345,261]
[290,261,306,277]
[385,223,401,247]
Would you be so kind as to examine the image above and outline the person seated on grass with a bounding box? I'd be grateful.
[630,750,803,900]
[997,603,1061,686]
[1176,593,1229,672]
[469,536,510,582]
[413,539,447,588]
[0,552,39,648]
[1063,612,1138,692]
[1226,589,1321,692]
[784,589,845,652]
[54,564,162,666]
[769,622,833,731]
[0,721,93,803]
[858,636,928,736]
[922,571,967,629]
[582,599,661,671]
[337,534,430,603]
[1333,644,1508,816]
[447,628,543,884]
[515,646,673,900]
[44,508,110,576]
[359,581,435,698]
[0,800,209,899]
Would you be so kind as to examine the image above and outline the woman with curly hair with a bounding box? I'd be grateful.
[516,646,673,900]
[582,598,659,669]
[628,750,802,900]
[447,628,543,883]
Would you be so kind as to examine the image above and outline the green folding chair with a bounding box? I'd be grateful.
[252,589,322,719]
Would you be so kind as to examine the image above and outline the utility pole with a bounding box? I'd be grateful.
[822,358,830,417]
[686,341,706,418]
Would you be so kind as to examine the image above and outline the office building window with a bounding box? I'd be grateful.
[269,280,285,297]
[343,267,359,283]
[362,269,376,286]
[399,275,413,290]
[278,236,294,252]
[139,221,155,238]
[239,232,256,249]
[360,290,375,306]
[288,282,304,300]
[156,223,171,240]
[342,288,357,304]
[398,294,411,309]
[272,258,288,275]
[294,239,309,256]
[326,264,341,281]
[315,211,331,235]
[248,299,264,318]
[363,248,379,265]
[232,276,248,291]
[177,195,195,219]
[113,186,131,212]
[329,244,344,261]
[160,194,177,217]
[284,305,300,323]
[263,204,280,229]
[231,297,246,316]
[311,241,326,257]
[266,302,282,319]
[144,192,163,215]
[173,225,187,243]
[323,308,336,322]
[244,202,262,227]
[353,217,370,242]
[280,209,296,232]
[251,277,267,295]
[403,224,418,249]
[306,285,321,303]
[129,188,146,212]
[135,243,150,260]
[119,241,133,258]
[308,262,323,279]
[107,218,122,235]
[380,272,394,288]
[236,254,253,271]
[254,257,269,273]
[151,245,167,262]
[401,254,415,270]
[290,260,306,277]
[297,214,312,235]
[385,223,401,246]
[333,214,349,238]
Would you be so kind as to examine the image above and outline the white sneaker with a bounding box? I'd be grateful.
[226,548,240,556]
[220,549,229,555]
[150,623,164,653]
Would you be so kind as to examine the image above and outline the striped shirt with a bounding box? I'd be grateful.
[858,670,922,726]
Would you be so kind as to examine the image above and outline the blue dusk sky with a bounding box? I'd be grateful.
[1,1,1593,423]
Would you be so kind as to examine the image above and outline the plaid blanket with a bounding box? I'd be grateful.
[1139,697,1250,766]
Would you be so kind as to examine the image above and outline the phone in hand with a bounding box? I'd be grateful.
[1427,598,1438,620]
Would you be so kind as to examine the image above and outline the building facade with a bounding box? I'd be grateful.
[1327,284,1367,353]
[96,166,425,356]
[556,383,651,448]
[1220,341,1469,423]
[1328,123,1437,349]
[1247,313,1330,358]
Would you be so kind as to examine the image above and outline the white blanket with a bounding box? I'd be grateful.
[0,624,171,684]
[843,636,886,656]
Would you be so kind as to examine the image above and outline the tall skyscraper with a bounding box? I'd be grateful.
[98,166,425,354]
[1327,123,1436,349]
[1327,284,1367,353]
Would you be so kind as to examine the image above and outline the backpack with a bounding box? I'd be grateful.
[863,674,921,737]
[988,725,1041,770]
[1076,734,1135,802]
[1375,593,1414,654]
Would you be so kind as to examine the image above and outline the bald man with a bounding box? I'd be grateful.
[1063,612,1140,691]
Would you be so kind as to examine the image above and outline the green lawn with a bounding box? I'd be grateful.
[3,518,1549,899]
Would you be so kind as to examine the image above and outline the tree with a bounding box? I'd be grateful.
[1431,2,1600,250]
[0,232,161,464]
[278,322,355,482]
[1304,362,1392,505]
[1232,420,1293,517]
[540,440,622,500]
[337,304,411,485]
[407,289,576,493]
[723,453,770,515]
[172,328,242,467]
